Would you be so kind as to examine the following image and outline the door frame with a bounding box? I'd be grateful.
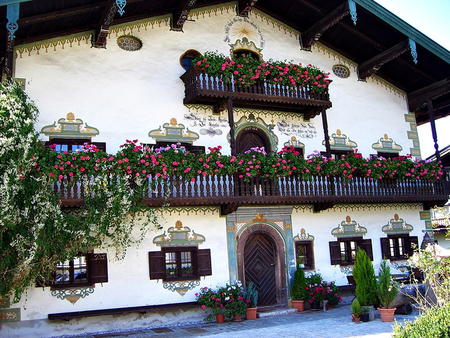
[236,223,288,306]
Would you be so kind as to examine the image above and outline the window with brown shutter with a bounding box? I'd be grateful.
[295,241,314,270]
[380,235,418,261]
[329,237,373,266]
[52,252,108,288]
[149,247,212,281]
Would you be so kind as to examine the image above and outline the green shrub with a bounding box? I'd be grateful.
[376,259,398,308]
[291,265,307,300]
[393,302,450,338]
[353,248,378,306]
[351,298,361,315]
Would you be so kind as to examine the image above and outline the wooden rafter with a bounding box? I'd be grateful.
[357,40,410,80]
[93,0,118,48]
[171,0,196,32]
[301,1,349,50]
[408,77,450,112]
[237,0,258,17]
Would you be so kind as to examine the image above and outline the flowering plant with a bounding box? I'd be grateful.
[324,281,343,307]
[193,51,330,93]
[305,283,326,303]
[195,286,226,315]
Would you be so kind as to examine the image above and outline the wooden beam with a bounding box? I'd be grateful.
[407,77,450,112]
[171,0,196,32]
[93,0,118,48]
[237,0,258,17]
[301,1,349,50]
[357,40,410,80]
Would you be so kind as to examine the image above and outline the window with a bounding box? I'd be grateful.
[149,247,211,281]
[45,138,106,153]
[53,253,108,288]
[332,65,350,79]
[295,241,314,270]
[376,152,400,159]
[329,237,373,266]
[381,235,418,261]
[321,150,350,161]
[180,49,201,70]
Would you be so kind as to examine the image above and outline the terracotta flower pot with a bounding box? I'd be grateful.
[246,307,258,320]
[351,313,360,323]
[378,307,396,322]
[292,300,305,312]
[233,314,243,322]
[215,313,225,323]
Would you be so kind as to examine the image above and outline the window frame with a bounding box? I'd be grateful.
[149,247,212,282]
[295,240,314,270]
[52,252,108,289]
[45,138,106,153]
[329,237,373,266]
[381,235,418,261]
[162,246,198,281]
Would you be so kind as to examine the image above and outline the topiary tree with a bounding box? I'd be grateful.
[353,247,378,306]
[377,259,398,308]
[291,264,307,300]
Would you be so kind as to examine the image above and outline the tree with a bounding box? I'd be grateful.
[353,247,378,306]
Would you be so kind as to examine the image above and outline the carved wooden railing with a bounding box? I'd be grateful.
[180,67,332,117]
[55,173,448,212]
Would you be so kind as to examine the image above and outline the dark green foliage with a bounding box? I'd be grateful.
[243,282,258,308]
[393,303,450,338]
[353,248,378,306]
[291,265,308,300]
[377,259,398,308]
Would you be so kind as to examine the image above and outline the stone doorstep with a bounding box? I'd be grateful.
[257,307,298,318]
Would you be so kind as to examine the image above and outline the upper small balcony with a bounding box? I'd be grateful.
[180,66,332,119]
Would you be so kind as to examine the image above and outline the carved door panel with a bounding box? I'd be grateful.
[236,130,270,154]
[244,234,277,306]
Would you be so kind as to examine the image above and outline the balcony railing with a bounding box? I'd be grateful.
[180,67,332,118]
[56,173,448,214]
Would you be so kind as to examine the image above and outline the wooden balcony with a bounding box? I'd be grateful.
[180,67,332,119]
[57,174,448,215]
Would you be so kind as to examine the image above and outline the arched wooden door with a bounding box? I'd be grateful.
[244,233,277,306]
[235,129,271,154]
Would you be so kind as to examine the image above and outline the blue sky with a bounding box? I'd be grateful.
[374,0,450,158]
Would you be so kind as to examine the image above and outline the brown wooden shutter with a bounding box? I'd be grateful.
[329,241,341,265]
[197,249,212,277]
[380,237,391,260]
[149,251,166,280]
[307,242,315,270]
[88,253,108,283]
[408,236,419,257]
[359,239,373,261]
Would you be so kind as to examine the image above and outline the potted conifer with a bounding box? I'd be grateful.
[351,298,361,323]
[353,248,378,320]
[243,282,258,320]
[291,264,308,311]
[376,259,399,322]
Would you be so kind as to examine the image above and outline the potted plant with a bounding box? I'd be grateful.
[305,283,326,311]
[225,298,247,322]
[351,299,361,323]
[195,286,226,323]
[376,259,399,322]
[243,282,258,320]
[360,306,370,322]
[324,281,342,309]
[353,248,378,320]
[291,264,307,311]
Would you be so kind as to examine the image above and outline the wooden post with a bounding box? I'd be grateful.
[428,98,440,163]
[321,108,331,158]
[228,97,236,156]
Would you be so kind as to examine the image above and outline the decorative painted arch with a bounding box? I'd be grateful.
[232,114,278,153]
[331,215,368,238]
[382,214,414,234]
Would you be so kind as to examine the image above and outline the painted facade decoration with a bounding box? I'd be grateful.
[224,16,265,53]
[372,134,403,153]
[284,136,305,150]
[51,287,95,304]
[331,216,368,238]
[40,113,99,139]
[323,129,358,151]
[382,214,414,234]
[148,118,200,144]
[232,114,279,151]
[293,228,314,241]
[153,220,206,247]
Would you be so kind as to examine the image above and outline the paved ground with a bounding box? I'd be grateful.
[51,305,417,338]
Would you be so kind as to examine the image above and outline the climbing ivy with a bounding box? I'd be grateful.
[0,81,161,303]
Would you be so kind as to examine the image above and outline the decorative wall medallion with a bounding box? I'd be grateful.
[117,35,142,51]
[372,134,403,153]
[41,113,99,139]
[293,228,314,241]
[224,17,264,52]
[284,136,305,150]
[323,129,357,150]
[332,64,350,78]
[153,220,205,247]
[382,214,413,234]
[331,216,367,238]
[163,280,200,296]
[148,118,199,144]
[50,287,95,304]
